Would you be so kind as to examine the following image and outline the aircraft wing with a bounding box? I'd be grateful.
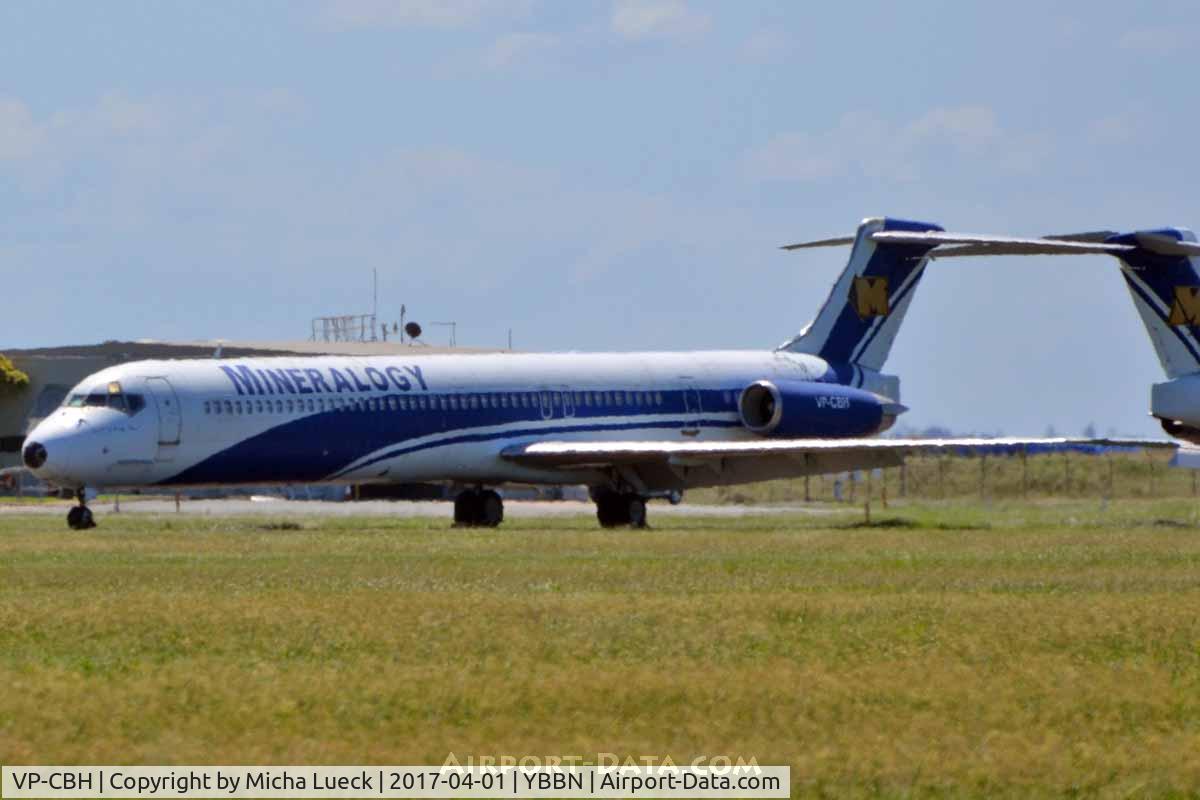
[502,436,1175,468]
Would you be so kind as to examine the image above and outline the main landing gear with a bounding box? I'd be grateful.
[454,488,504,528]
[593,488,648,529]
[66,488,95,530]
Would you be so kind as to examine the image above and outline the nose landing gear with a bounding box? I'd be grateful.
[66,489,95,530]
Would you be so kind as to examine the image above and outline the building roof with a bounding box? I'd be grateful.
[5,339,496,360]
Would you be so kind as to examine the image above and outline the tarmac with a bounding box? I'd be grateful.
[0,497,831,518]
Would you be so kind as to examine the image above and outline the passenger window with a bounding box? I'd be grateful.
[224,400,233,415]
[656,392,664,406]
[552,392,561,406]
[212,401,220,415]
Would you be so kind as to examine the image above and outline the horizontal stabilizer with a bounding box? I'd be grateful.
[782,230,1136,258]
[780,235,856,251]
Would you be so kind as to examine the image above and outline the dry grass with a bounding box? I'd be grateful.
[692,450,1191,506]
[1,502,1199,797]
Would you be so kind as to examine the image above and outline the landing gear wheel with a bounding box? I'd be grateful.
[626,495,647,529]
[594,490,626,528]
[594,490,647,528]
[453,491,481,527]
[479,490,504,528]
[454,489,504,528]
[67,497,95,530]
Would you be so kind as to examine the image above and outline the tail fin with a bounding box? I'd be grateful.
[1105,228,1200,378]
[778,216,943,370]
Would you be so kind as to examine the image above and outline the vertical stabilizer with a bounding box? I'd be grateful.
[779,217,942,371]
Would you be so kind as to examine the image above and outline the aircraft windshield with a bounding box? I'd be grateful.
[64,383,146,414]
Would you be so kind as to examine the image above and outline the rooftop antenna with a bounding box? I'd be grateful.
[372,268,378,341]
[431,321,457,347]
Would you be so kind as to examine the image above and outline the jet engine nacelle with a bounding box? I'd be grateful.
[738,379,900,438]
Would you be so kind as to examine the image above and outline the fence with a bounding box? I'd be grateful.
[697,449,1194,505]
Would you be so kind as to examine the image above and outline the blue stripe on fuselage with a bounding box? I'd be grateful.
[160,388,741,486]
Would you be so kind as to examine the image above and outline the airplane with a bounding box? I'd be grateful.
[929,226,1200,444]
[20,216,1168,530]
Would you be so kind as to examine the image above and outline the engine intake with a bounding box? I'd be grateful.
[738,379,900,438]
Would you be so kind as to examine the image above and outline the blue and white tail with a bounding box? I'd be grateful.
[778,217,943,371]
[1106,227,1200,378]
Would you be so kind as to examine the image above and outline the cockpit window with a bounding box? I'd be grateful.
[64,385,146,415]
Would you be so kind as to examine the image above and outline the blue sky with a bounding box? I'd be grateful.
[1,0,1197,436]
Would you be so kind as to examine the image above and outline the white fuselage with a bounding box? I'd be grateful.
[25,349,876,491]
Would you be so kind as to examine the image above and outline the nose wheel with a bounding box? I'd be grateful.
[67,489,96,530]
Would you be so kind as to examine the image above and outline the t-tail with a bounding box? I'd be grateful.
[957,223,1200,441]
[1087,227,1200,440]
[776,217,1145,398]
[779,217,943,371]
[777,217,943,400]
[1099,228,1200,379]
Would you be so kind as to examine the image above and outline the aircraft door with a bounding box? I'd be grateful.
[561,389,575,419]
[146,377,182,451]
[538,391,554,420]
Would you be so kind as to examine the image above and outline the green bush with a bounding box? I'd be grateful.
[0,354,29,394]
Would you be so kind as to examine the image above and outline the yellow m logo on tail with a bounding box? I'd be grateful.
[1168,286,1200,325]
[851,276,889,320]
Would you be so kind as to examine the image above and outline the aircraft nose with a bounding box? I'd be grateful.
[22,440,48,470]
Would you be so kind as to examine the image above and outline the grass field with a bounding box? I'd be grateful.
[1,500,1199,797]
